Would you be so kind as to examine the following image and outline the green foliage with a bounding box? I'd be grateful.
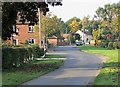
[113,42,120,49]
[32,45,44,58]
[2,45,44,69]
[95,2,120,41]
[100,40,109,48]
[65,17,81,33]
[2,2,62,40]
[69,19,80,32]
[70,36,75,43]
[2,60,64,85]
[108,42,114,49]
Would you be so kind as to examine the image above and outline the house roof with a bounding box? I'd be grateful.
[62,34,70,39]
[76,30,92,35]
[47,35,64,39]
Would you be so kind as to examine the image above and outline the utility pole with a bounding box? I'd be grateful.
[38,8,42,48]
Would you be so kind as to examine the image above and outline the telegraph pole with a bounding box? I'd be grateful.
[38,8,42,48]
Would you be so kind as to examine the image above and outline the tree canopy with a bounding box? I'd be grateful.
[2,1,62,40]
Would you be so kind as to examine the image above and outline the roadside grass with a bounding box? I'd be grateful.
[2,59,64,86]
[79,45,119,85]
[45,54,65,58]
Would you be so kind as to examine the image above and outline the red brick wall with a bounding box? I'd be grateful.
[48,38,66,46]
[48,38,57,46]
[11,24,40,45]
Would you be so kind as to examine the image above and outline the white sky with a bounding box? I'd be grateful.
[48,0,119,22]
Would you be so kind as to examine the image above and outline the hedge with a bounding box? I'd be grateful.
[100,41,120,49]
[108,42,114,49]
[113,42,120,49]
[100,41,109,48]
[2,45,44,69]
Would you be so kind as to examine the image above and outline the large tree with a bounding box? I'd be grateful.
[95,2,120,41]
[65,17,81,33]
[34,13,65,37]
[2,1,62,40]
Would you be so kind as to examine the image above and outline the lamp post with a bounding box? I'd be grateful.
[38,8,42,48]
[69,31,71,45]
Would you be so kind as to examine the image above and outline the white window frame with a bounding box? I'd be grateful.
[28,38,35,44]
[13,25,16,32]
[13,25,19,33]
[12,39,18,45]
[28,26,34,32]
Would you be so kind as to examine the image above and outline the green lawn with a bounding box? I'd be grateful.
[79,45,119,85]
[45,54,66,58]
[2,59,64,86]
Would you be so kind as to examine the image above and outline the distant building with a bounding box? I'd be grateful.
[62,34,70,41]
[76,30,92,43]
[47,35,66,46]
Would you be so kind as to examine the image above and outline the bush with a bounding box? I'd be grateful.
[32,45,44,58]
[113,42,120,49]
[2,45,44,69]
[100,41,109,48]
[108,42,114,49]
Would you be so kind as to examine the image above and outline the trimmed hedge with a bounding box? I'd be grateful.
[100,41,109,48]
[2,45,44,69]
[108,42,114,49]
[100,41,120,49]
[113,42,120,49]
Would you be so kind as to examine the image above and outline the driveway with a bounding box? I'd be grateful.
[22,45,108,85]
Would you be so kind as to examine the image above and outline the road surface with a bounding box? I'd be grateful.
[22,45,108,85]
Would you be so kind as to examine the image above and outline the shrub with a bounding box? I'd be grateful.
[100,41,109,48]
[113,42,120,49]
[2,45,44,69]
[2,47,13,69]
[32,45,44,58]
[108,42,114,49]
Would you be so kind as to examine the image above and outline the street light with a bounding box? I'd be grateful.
[38,8,42,48]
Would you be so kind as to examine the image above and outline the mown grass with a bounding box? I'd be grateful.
[45,54,65,58]
[79,45,119,85]
[2,59,64,86]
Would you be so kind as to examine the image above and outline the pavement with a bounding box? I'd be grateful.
[22,45,108,85]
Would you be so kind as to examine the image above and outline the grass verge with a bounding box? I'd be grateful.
[2,59,64,86]
[79,45,119,85]
[45,54,65,58]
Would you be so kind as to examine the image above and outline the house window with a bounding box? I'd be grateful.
[28,26,33,32]
[13,25,16,32]
[12,25,19,35]
[13,25,18,33]
[28,38,35,44]
[12,39,18,45]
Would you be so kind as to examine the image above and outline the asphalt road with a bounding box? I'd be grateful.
[22,45,108,85]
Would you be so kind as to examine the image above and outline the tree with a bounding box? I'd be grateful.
[65,17,81,33]
[92,29,100,46]
[95,2,120,41]
[35,13,65,38]
[81,16,90,29]
[69,19,80,32]
[2,2,62,40]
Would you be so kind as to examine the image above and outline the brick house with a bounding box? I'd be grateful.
[47,35,66,46]
[10,12,45,45]
[11,23,41,45]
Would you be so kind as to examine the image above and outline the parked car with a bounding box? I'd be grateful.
[76,40,83,46]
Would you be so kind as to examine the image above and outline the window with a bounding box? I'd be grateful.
[12,25,19,35]
[13,25,16,32]
[28,38,35,44]
[12,39,18,45]
[28,26,33,32]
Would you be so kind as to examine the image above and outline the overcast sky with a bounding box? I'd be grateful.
[48,0,119,22]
